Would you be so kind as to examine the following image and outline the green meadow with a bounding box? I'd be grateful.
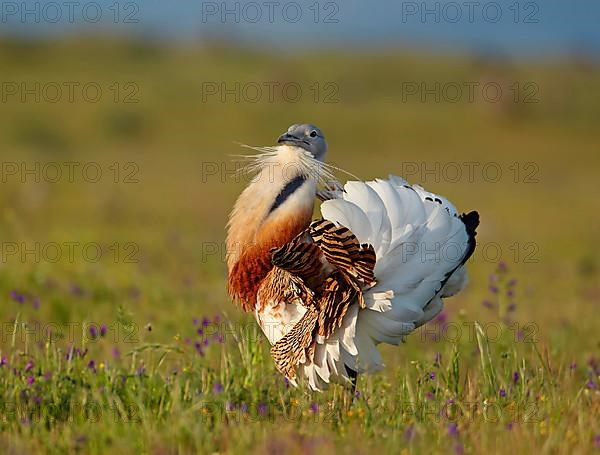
[0,38,599,453]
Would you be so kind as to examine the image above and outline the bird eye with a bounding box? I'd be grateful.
[309,130,318,138]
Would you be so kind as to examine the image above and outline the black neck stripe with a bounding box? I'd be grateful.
[268,175,308,215]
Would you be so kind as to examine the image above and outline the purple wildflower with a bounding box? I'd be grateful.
[506,422,514,430]
[10,290,25,304]
[497,261,508,273]
[507,278,517,287]
[33,396,42,405]
[257,403,268,416]
[453,443,464,455]
[32,298,40,310]
[240,403,249,413]
[89,325,98,339]
[569,362,576,370]
[355,390,362,399]
[507,289,515,298]
[507,303,517,312]
[429,372,436,380]
[196,328,204,336]
[25,360,34,372]
[70,283,84,297]
[0,356,7,367]
[213,315,221,324]
[310,402,319,413]
[447,423,459,437]
[213,382,223,394]
[436,311,448,325]
[594,435,600,448]
[488,285,499,294]
[202,317,210,327]
[513,372,520,384]
[43,371,52,380]
[100,325,107,337]
[192,318,199,326]
[499,388,506,398]
[87,360,96,373]
[404,425,415,441]
[482,300,495,309]
[26,376,35,385]
[112,347,121,360]
[586,379,597,390]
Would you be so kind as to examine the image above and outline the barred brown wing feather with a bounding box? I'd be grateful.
[270,235,323,282]
[308,219,337,244]
[310,219,377,287]
[317,273,357,338]
[271,307,319,379]
[356,244,377,285]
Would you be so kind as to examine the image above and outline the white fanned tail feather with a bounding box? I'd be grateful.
[298,175,478,390]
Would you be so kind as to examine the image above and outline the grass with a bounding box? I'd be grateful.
[1,265,599,453]
[0,38,599,453]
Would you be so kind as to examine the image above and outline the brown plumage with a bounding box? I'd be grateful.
[268,220,377,379]
[227,212,312,312]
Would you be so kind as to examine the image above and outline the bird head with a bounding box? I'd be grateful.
[277,123,327,161]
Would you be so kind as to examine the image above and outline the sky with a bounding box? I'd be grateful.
[1,0,599,59]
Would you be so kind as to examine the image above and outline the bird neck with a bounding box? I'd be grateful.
[226,150,318,311]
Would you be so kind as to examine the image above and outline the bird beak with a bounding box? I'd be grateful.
[277,133,301,145]
[278,133,312,154]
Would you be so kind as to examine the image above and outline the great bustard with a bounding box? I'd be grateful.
[226,124,479,391]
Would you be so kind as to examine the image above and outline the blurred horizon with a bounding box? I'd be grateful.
[1,0,599,60]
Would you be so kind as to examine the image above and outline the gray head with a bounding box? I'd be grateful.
[277,123,327,160]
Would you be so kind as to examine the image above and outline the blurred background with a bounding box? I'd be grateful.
[0,0,599,356]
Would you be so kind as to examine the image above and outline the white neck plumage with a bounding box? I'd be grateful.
[226,144,327,271]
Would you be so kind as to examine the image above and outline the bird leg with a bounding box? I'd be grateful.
[345,365,358,397]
